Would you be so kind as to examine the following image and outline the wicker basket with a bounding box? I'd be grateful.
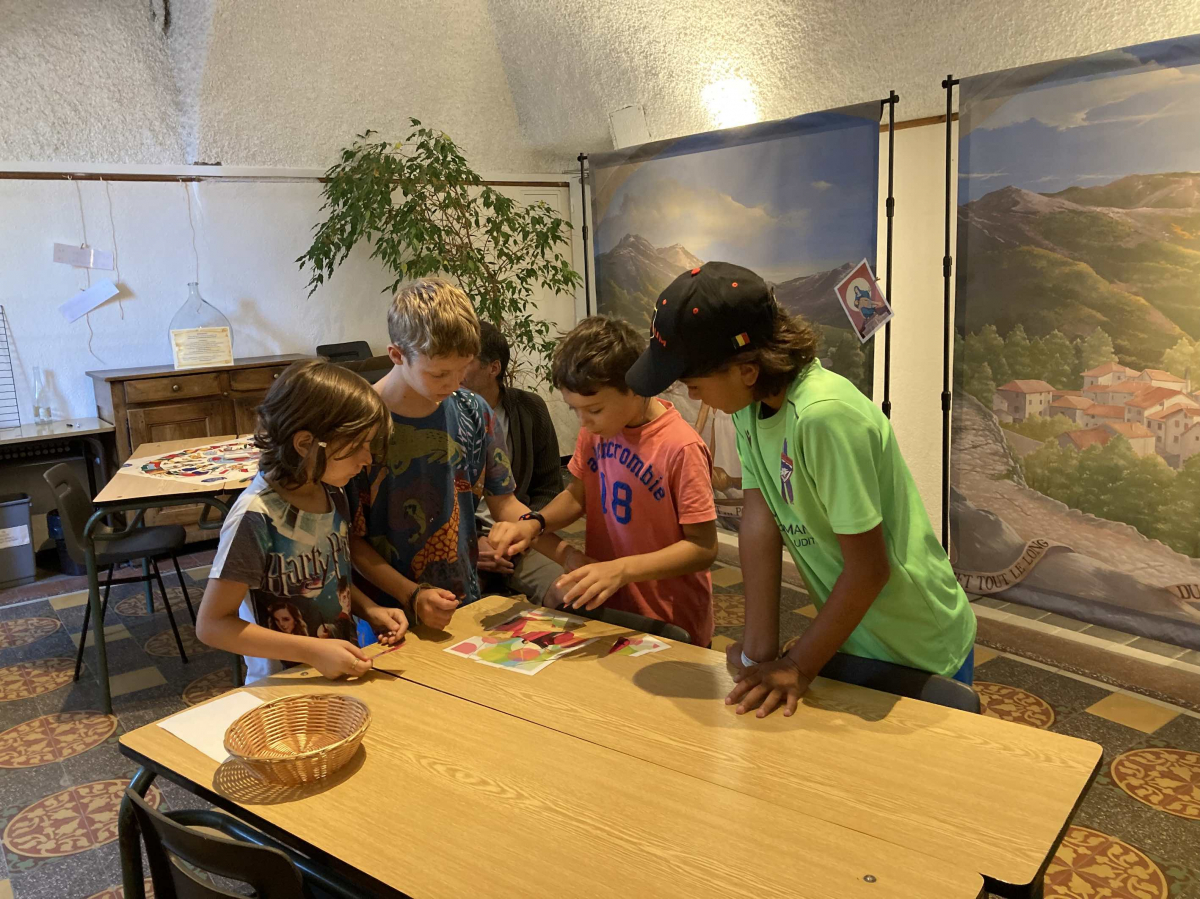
[223,694,371,786]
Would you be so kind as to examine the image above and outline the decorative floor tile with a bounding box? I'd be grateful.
[709,566,743,588]
[85,878,154,899]
[2,780,161,859]
[108,667,168,698]
[795,604,818,619]
[711,594,744,628]
[0,620,59,650]
[1109,748,1200,820]
[1043,826,1167,898]
[143,626,211,659]
[973,645,999,666]
[1087,693,1180,735]
[114,587,193,620]
[47,592,88,612]
[975,682,1056,729]
[0,713,117,769]
[0,660,74,703]
[69,624,132,648]
[709,636,735,655]
[181,668,234,707]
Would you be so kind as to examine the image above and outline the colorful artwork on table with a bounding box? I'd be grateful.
[590,103,881,531]
[606,634,670,657]
[446,632,595,676]
[124,438,259,485]
[952,34,1200,648]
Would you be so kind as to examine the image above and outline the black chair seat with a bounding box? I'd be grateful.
[95,524,187,567]
[818,651,980,713]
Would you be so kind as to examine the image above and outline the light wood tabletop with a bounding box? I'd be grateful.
[120,671,984,899]
[0,417,113,446]
[93,435,255,505]
[369,596,1102,890]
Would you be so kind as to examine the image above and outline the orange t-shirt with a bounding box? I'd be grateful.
[567,401,716,645]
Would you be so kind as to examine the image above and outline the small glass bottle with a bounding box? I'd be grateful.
[168,282,234,366]
[32,366,52,424]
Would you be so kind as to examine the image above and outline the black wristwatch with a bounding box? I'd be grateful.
[519,511,546,535]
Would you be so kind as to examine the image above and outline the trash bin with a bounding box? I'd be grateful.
[46,509,86,576]
[0,494,36,589]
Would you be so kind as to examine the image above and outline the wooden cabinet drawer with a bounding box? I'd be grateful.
[125,372,225,404]
[230,367,287,392]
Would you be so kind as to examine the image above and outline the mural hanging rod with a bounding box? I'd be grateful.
[940,75,959,551]
[578,153,592,316]
[881,90,899,420]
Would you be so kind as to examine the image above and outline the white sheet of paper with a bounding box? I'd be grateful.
[157,692,264,763]
[59,280,118,323]
[53,243,114,270]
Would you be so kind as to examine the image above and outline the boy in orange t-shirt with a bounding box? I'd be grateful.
[489,316,718,645]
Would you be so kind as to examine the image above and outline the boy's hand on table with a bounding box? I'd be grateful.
[363,605,409,645]
[415,587,460,630]
[478,536,516,574]
[555,558,629,610]
[726,656,811,718]
[306,640,374,679]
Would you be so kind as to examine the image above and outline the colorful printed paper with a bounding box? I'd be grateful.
[834,259,893,343]
[123,438,259,485]
[445,609,595,675]
[607,634,670,657]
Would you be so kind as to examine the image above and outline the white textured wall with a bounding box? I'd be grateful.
[489,0,1200,161]
[0,0,184,163]
[4,0,1200,169]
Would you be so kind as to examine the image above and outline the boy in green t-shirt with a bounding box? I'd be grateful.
[626,261,975,718]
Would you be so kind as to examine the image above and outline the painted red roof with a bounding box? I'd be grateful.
[1061,428,1113,450]
[1126,387,1191,410]
[1104,421,1155,440]
[1082,362,1138,377]
[997,379,1056,394]
[1051,396,1093,410]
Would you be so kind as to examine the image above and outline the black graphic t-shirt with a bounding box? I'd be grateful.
[210,474,356,682]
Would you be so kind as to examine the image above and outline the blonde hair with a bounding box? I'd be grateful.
[388,278,480,361]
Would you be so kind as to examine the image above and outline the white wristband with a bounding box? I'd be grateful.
[740,650,760,668]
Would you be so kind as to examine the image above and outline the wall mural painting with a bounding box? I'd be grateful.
[952,35,1200,646]
[591,104,882,530]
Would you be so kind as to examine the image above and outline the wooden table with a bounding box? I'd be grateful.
[86,436,253,713]
[120,669,986,899]
[369,597,1102,898]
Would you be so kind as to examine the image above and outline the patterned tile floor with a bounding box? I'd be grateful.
[0,535,1198,897]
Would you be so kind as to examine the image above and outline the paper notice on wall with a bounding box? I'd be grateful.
[59,280,119,323]
[0,525,30,550]
[171,327,234,370]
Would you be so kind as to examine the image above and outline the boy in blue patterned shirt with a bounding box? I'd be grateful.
[348,279,548,629]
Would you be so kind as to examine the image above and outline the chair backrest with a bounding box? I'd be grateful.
[42,463,94,567]
[124,789,306,899]
[818,651,981,713]
[317,340,372,363]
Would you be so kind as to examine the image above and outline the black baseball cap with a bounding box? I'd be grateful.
[626,261,775,397]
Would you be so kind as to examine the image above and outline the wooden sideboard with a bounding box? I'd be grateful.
[87,355,311,534]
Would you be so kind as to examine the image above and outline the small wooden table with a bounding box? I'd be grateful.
[119,670,986,899]
[0,417,114,494]
[370,597,1102,898]
[85,436,253,714]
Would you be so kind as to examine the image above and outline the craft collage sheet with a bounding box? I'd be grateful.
[446,608,670,675]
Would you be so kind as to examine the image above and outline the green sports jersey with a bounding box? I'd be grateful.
[732,361,975,676]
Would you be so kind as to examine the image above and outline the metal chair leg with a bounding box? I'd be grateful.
[170,554,196,623]
[152,558,188,663]
[75,565,114,681]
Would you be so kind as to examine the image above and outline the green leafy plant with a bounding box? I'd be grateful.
[298,121,581,381]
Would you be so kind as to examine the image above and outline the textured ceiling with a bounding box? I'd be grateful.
[2,0,1200,171]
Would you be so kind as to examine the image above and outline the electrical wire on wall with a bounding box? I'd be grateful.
[71,177,106,363]
[103,179,124,319]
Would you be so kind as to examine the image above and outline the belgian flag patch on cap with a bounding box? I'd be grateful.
[732,332,750,348]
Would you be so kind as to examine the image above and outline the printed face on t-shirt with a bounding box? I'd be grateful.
[561,386,646,439]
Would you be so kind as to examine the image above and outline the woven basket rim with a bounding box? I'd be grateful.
[223,693,371,764]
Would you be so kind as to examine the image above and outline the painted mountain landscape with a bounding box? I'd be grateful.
[952,39,1200,645]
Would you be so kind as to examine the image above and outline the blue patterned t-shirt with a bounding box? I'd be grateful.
[348,389,514,611]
